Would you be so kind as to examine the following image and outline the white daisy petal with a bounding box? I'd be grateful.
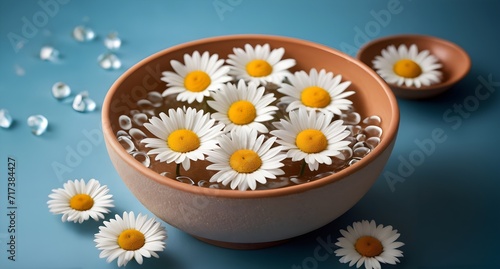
[47,179,114,223]
[372,43,442,88]
[335,220,404,269]
[141,107,224,174]
[94,212,167,267]
[207,129,286,191]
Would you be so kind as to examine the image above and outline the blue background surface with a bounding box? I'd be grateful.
[1,0,499,268]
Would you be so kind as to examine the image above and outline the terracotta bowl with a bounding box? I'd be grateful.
[101,34,399,249]
[357,34,471,99]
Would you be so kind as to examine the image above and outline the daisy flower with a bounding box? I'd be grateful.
[372,44,442,88]
[47,178,114,223]
[270,108,351,171]
[226,43,296,86]
[94,211,167,267]
[207,79,278,134]
[206,129,286,191]
[278,68,355,116]
[161,51,232,103]
[141,107,224,171]
[335,220,404,269]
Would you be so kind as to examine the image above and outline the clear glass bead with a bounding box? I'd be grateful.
[364,125,383,138]
[132,151,150,167]
[97,53,121,70]
[0,109,13,128]
[52,82,71,100]
[117,136,135,153]
[40,46,59,61]
[104,32,122,50]
[118,115,132,130]
[27,115,48,136]
[341,111,361,125]
[362,115,382,126]
[72,25,95,42]
[132,113,148,126]
[72,91,96,112]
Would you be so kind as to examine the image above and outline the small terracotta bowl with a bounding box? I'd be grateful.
[357,34,471,99]
[101,34,399,249]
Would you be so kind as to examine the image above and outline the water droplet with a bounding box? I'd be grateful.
[132,113,148,126]
[209,183,221,189]
[346,125,363,136]
[118,136,135,153]
[290,176,310,185]
[197,180,209,187]
[132,151,150,167]
[339,148,353,160]
[97,53,121,70]
[362,115,382,126]
[365,137,381,149]
[348,158,361,166]
[353,141,366,150]
[356,133,366,142]
[344,136,357,148]
[118,115,132,130]
[104,32,122,50]
[129,128,146,141]
[160,171,174,178]
[353,147,370,158]
[116,130,131,138]
[137,99,154,111]
[147,92,163,107]
[0,109,13,128]
[72,25,95,42]
[40,46,59,61]
[52,82,71,100]
[176,176,195,185]
[72,91,96,112]
[27,115,48,136]
[313,171,335,180]
[341,111,361,125]
[364,125,383,138]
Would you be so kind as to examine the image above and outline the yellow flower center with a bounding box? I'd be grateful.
[229,149,262,173]
[167,129,200,153]
[355,236,383,257]
[184,70,211,92]
[393,59,422,78]
[301,86,331,108]
[296,129,328,153]
[246,59,272,77]
[117,229,145,251]
[227,100,257,125]
[69,194,94,211]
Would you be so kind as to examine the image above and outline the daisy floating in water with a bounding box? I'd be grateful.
[161,51,232,103]
[141,107,224,173]
[226,43,296,86]
[47,178,114,223]
[271,108,351,172]
[335,220,404,269]
[278,68,355,116]
[94,211,167,267]
[207,129,286,191]
[372,44,442,88]
[208,79,278,134]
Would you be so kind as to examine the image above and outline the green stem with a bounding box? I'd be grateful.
[176,163,181,177]
[298,160,306,177]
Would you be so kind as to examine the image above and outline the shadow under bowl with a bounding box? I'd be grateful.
[357,34,471,99]
[102,34,400,249]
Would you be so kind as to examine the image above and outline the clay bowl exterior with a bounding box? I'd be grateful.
[357,34,471,99]
[102,34,399,249]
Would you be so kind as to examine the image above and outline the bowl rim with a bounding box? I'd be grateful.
[102,34,400,199]
[356,33,471,92]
